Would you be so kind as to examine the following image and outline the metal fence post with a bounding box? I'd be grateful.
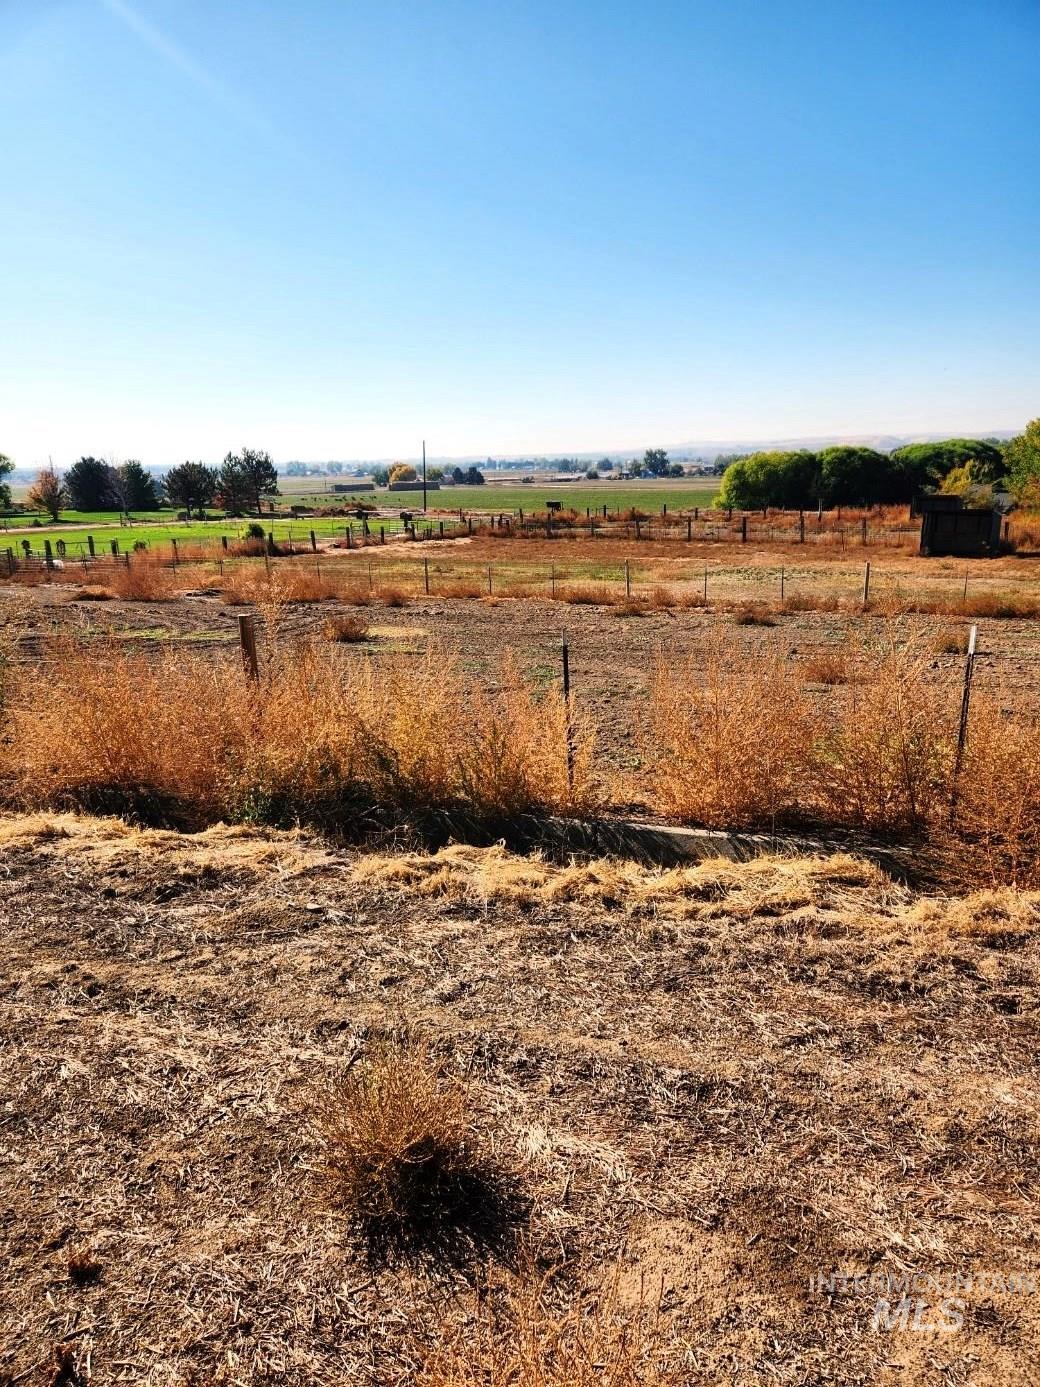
[561,632,574,793]
[950,625,978,818]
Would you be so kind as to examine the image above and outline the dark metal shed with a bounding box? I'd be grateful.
[918,495,1002,558]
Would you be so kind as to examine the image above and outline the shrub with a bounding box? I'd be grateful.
[732,602,776,626]
[558,582,616,606]
[104,560,178,602]
[646,636,814,828]
[799,648,856,685]
[932,625,970,656]
[324,615,369,643]
[314,1041,517,1258]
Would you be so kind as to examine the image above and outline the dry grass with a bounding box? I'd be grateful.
[315,1042,518,1259]
[731,601,776,626]
[798,647,857,684]
[4,813,1040,1385]
[646,636,813,828]
[4,638,596,832]
[71,560,182,602]
[422,1280,682,1387]
[612,598,649,618]
[323,614,370,643]
[557,582,617,606]
[932,624,971,655]
[643,629,1040,876]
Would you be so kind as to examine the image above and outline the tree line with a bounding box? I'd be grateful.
[19,450,279,521]
[716,426,1040,510]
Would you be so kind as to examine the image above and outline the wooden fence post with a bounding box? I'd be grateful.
[43,540,53,569]
[171,538,178,568]
[87,535,95,558]
[862,561,871,605]
[799,511,805,543]
[310,530,317,552]
[740,516,747,544]
[487,564,493,596]
[423,556,430,595]
[238,614,259,682]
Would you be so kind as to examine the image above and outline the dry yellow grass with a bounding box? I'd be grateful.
[4,639,596,831]
[3,811,1040,1383]
[315,1041,514,1258]
[422,1279,683,1387]
[322,614,370,642]
[646,636,813,828]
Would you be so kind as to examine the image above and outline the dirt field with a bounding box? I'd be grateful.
[6,547,1040,761]
[2,815,1039,1385]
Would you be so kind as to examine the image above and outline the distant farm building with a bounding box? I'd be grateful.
[917,495,1003,558]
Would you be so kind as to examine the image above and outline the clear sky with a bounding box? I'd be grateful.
[1,0,1038,467]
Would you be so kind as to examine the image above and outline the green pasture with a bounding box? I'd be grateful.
[345,480,720,514]
[1,513,409,559]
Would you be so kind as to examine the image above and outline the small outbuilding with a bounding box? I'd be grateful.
[917,494,1003,558]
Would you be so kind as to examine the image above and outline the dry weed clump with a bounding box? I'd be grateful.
[645,632,960,838]
[954,701,1040,888]
[323,614,370,643]
[798,647,856,684]
[380,585,408,607]
[421,1280,683,1387]
[558,582,617,606]
[5,639,595,832]
[315,1042,518,1259]
[221,564,339,605]
[647,636,814,828]
[732,601,776,626]
[100,559,179,602]
[73,585,114,602]
[931,624,971,655]
[612,598,649,618]
[66,1245,101,1287]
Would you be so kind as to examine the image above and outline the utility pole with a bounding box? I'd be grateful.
[422,439,427,514]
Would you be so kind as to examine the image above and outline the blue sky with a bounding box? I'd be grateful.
[1,0,1038,466]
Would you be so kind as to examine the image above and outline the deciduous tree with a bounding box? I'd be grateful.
[28,469,66,521]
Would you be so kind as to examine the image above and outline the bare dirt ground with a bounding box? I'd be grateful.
[2,815,1040,1385]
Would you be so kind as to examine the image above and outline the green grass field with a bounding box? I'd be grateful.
[311,479,721,513]
[0,514,408,559]
[2,476,720,557]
